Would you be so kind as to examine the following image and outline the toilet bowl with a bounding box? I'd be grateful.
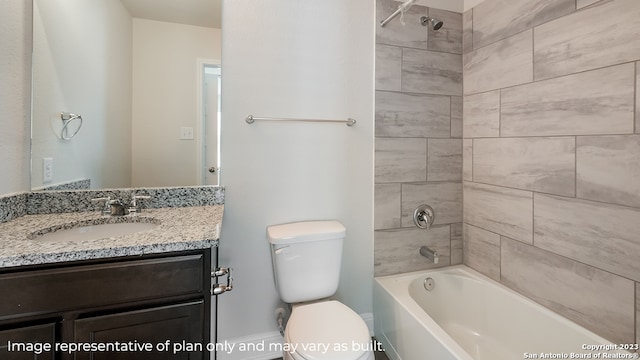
[267,221,375,360]
[284,301,374,360]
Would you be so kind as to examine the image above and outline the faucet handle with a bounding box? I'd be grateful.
[130,194,151,207]
[413,204,435,229]
[129,194,151,214]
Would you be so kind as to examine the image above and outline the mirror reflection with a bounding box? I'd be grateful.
[31,0,222,191]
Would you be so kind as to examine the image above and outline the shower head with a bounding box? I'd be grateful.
[421,16,444,30]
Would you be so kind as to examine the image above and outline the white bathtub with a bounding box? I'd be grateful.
[374,265,635,360]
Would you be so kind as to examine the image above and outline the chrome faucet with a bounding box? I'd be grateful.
[91,194,150,216]
[91,196,126,216]
[91,196,111,215]
[419,246,439,264]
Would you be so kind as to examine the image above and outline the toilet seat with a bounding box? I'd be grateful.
[284,300,373,360]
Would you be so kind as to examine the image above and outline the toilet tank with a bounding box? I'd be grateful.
[267,220,345,303]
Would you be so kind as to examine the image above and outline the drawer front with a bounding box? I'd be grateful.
[0,254,204,320]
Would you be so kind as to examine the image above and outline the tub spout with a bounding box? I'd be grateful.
[419,246,439,264]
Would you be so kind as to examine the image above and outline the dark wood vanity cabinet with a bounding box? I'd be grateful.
[0,323,56,359]
[0,249,214,360]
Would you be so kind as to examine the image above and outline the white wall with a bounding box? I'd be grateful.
[131,19,221,187]
[219,0,375,349]
[31,0,132,189]
[0,0,31,195]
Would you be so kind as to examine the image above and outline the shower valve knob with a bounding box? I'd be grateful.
[413,204,435,229]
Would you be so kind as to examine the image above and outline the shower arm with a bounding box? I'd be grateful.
[380,0,417,27]
[380,7,403,27]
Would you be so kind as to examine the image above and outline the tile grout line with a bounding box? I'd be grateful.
[531,190,535,248]
[499,235,503,283]
[498,89,502,138]
[470,8,474,53]
[531,24,535,82]
[467,178,640,212]
[462,133,632,140]
[470,138,474,181]
[467,59,638,98]
[400,44,404,92]
[426,138,430,182]
[399,183,404,232]
[574,136,578,199]
[634,62,637,134]
[468,220,640,284]
[377,42,462,56]
[375,88,459,98]
[450,95,453,138]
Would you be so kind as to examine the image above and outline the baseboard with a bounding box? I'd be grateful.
[360,312,374,336]
[216,331,283,360]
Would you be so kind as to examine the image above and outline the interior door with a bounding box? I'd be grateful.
[203,66,221,186]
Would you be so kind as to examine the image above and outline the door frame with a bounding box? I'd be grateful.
[196,58,221,185]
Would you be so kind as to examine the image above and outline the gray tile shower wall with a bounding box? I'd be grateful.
[374,0,463,276]
[462,0,640,344]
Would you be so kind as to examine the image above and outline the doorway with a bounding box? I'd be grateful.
[197,60,221,186]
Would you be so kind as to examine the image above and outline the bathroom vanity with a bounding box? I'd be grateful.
[0,250,212,360]
[0,204,224,360]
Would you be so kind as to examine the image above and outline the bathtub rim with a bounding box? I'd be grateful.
[374,264,627,359]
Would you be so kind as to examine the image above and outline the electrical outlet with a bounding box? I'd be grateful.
[43,158,53,182]
[180,127,194,140]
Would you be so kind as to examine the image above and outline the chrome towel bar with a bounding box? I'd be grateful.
[245,115,356,127]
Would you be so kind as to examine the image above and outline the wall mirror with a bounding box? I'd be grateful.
[31,0,222,191]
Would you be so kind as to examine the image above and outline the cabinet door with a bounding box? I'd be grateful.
[0,323,56,360]
[74,301,205,360]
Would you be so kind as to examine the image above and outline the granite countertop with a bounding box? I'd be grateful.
[0,205,223,268]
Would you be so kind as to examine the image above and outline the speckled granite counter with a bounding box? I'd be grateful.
[0,205,223,268]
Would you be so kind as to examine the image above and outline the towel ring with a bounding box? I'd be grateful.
[60,112,83,140]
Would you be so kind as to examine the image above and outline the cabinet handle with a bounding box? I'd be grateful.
[211,267,233,295]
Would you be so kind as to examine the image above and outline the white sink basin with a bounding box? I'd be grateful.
[33,221,159,243]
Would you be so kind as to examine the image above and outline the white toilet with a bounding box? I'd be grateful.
[267,220,375,360]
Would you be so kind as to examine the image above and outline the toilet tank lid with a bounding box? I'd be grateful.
[267,220,345,245]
